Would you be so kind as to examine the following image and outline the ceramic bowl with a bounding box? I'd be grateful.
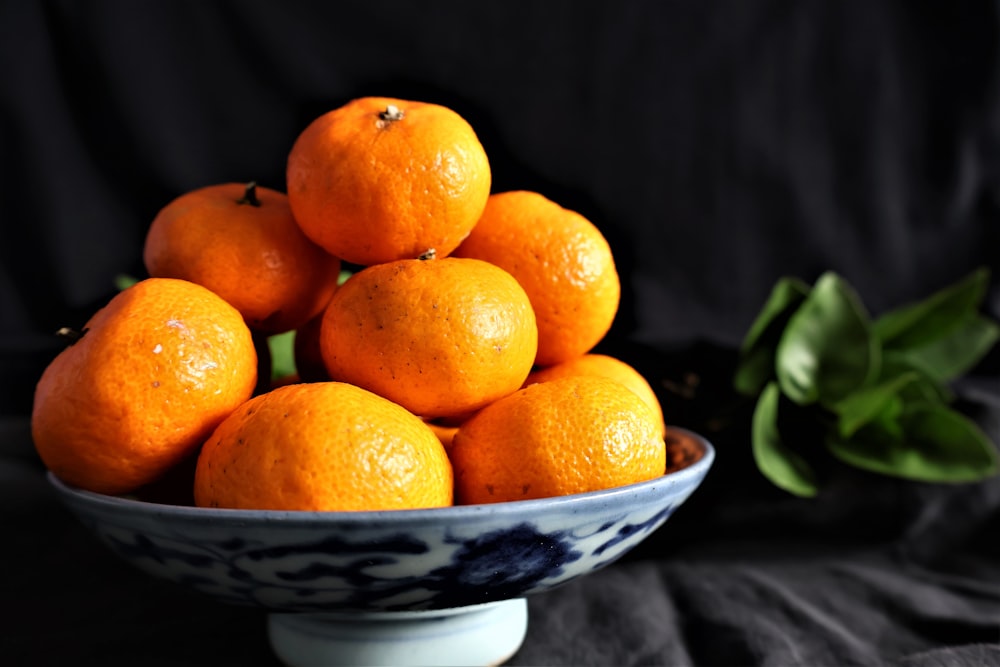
[49,428,714,667]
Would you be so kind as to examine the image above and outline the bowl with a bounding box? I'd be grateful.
[48,428,715,667]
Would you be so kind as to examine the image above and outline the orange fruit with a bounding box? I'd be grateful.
[31,278,258,495]
[320,256,538,419]
[424,420,460,451]
[194,382,453,511]
[450,376,665,505]
[143,181,341,334]
[286,97,491,266]
[525,353,666,437]
[453,190,620,365]
[422,411,477,452]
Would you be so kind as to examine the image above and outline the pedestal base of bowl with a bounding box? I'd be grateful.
[268,598,528,667]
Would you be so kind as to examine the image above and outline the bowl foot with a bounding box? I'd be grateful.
[268,598,528,667]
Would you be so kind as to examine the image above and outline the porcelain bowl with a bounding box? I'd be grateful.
[48,428,714,666]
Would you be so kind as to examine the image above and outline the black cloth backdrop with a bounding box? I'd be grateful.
[2,2,999,665]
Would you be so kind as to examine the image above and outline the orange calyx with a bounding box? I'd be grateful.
[236,181,262,207]
[377,104,405,125]
[55,327,87,346]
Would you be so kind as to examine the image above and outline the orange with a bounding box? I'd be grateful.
[422,411,477,451]
[320,256,538,419]
[286,97,491,266]
[194,382,453,511]
[31,278,258,495]
[453,190,620,365]
[525,353,666,437]
[424,420,460,451]
[450,376,665,505]
[143,181,341,334]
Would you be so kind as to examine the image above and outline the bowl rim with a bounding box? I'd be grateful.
[47,428,715,525]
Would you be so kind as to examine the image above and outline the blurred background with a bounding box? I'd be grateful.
[3,1,997,420]
[3,3,1000,665]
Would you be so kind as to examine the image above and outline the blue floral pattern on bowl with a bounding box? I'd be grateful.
[48,429,714,613]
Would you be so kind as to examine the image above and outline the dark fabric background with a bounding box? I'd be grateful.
[2,1,999,665]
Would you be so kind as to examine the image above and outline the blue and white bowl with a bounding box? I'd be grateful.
[49,428,714,667]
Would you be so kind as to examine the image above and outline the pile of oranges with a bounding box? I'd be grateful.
[31,96,673,512]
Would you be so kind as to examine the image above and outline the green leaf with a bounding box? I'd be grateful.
[832,373,917,439]
[827,403,999,483]
[879,352,954,404]
[874,268,989,351]
[775,272,879,406]
[734,277,811,396]
[872,395,906,440]
[893,314,1000,383]
[114,274,140,291]
[268,330,297,381]
[751,382,819,497]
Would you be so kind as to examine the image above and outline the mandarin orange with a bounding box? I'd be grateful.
[422,412,475,452]
[450,376,665,504]
[319,256,538,419]
[143,181,341,334]
[31,278,258,495]
[453,190,620,365]
[526,353,666,436]
[286,97,491,266]
[424,420,460,451]
[194,382,453,511]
